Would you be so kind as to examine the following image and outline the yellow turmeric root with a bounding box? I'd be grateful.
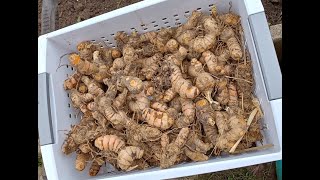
[89,161,101,176]
[163,88,177,102]
[170,63,200,99]
[137,53,162,80]
[142,108,174,130]
[166,46,188,66]
[184,148,209,162]
[188,58,216,103]
[113,88,128,109]
[128,91,150,112]
[96,95,127,125]
[195,99,215,127]
[79,143,94,154]
[117,146,144,171]
[81,76,104,97]
[218,13,240,26]
[175,11,202,38]
[75,153,90,171]
[214,78,229,105]
[165,39,179,53]
[215,115,247,151]
[63,72,81,90]
[69,53,99,75]
[70,89,93,108]
[180,97,195,123]
[94,135,125,153]
[120,76,143,94]
[151,102,168,112]
[160,127,190,168]
[228,82,239,114]
[92,111,108,128]
[186,132,212,153]
[220,27,242,61]
[77,41,96,61]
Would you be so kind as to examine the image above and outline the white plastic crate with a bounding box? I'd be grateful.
[38,0,282,179]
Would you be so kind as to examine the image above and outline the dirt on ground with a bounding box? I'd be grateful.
[173,162,277,180]
[262,0,282,25]
[38,0,42,35]
[56,0,142,29]
[38,0,282,35]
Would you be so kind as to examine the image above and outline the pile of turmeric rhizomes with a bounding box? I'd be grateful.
[61,7,265,176]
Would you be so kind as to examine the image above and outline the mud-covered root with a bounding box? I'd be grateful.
[218,13,240,26]
[189,58,216,103]
[81,76,104,97]
[79,143,94,154]
[163,88,177,102]
[180,98,195,123]
[110,57,125,74]
[77,41,96,61]
[170,63,200,99]
[69,89,93,113]
[69,53,99,75]
[94,135,125,153]
[220,27,242,61]
[151,102,168,112]
[186,132,213,153]
[61,136,78,155]
[165,39,179,53]
[120,76,143,94]
[142,108,174,130]
[113,88,128,109]
[215,111,229,135]
[176,30,197,47]
[215,115,247,152]
[202,122,219,146]
[175,10,202,38]
[89,161,102,176]
[214,78,229,105]
[92,111,108,128]
[77,82,88,93]
[166,46,188,66]
[75,153,90,171]
[63,72,81,90]
[184,148,209,162]
[160,128,190,169]
[126,120,162,142]
[139,53,162,80]
[117,146,144,171]
[228,82,239,112]
[123,45,138,64]
[92,65,110,83]
[195,99,215,126]
[128,91,150,112]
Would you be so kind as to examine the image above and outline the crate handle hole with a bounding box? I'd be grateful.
[69,114,72,118]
